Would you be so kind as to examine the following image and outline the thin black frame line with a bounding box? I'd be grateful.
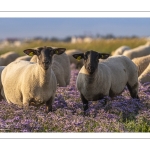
[0,138,150,139]
[0,11,150,12]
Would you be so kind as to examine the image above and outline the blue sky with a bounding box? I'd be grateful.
[0,18,150,39]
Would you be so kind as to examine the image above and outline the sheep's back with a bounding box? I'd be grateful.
[0,51,19,66]
[132,55,150,76]
[15,55,31,61]
[123,45,150,59]
[2,60,34,90]
[101,55,138,92]
[113,46,130,55]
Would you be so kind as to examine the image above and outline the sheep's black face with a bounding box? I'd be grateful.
[84,51,99,74]
[72,50,110,75]
[23,46,66,70]
[38,47,53,70]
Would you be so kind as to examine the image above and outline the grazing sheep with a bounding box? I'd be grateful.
[1,46,66,112]
[0,66,5,100]
[123,43,150,60]
[138,63,150,84]
[73,50,139,113]
[30,50,71,87]
[0,51,19,66]
[15,55,31,61]
[112,46,131,56]
[66,49,84,69]
[132,55,150,76]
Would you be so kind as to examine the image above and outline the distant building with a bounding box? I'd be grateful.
[71,36,93,43]
[0,38,23,49]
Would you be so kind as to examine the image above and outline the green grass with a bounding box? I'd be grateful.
[0,38,147,56]
[124,119,150,132]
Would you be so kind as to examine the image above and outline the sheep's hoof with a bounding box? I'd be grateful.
[83,107,88,116]
[45,106,52,113]
[83,111,88,117]
[101,99,107,106]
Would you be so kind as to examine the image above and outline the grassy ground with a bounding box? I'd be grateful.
[0,38,147,56]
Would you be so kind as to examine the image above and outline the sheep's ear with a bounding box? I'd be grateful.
[23,49,38,56]
[99,53,110,59]
[53,48,66,55]
[72,53,84,61]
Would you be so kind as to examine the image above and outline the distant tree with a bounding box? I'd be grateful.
[104,34,115,39]
[63,36,71,42]
[50,37,59,42]
[33,36,43,40]
[130,35,138,38]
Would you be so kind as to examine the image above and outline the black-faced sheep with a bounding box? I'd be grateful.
[73,50,139,113]
[1,46,66,112]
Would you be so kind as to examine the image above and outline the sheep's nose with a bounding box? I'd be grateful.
[43,60,50,64]
[88,64,94,70]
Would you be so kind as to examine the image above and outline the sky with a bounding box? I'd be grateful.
[0,18,150,40]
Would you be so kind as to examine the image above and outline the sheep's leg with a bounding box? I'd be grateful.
[127,82,140,100]
[23,101,29,109]
[80,93,88,114]
[58,78,66,87]
[46,97,53,112]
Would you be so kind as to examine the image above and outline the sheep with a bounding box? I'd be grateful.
[0,66,5,100]
[112,45,131,56]
[0,51,19,66]
[73,50,139,113]
[138,63,150,84]
[1,46,66,112]
[65,49,84,69]
[30,50,71,87]
[15,55,31,61]
[123,43,150,60]
[132,55,150,76]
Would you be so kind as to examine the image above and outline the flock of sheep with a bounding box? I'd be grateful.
[0,42,150,114]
